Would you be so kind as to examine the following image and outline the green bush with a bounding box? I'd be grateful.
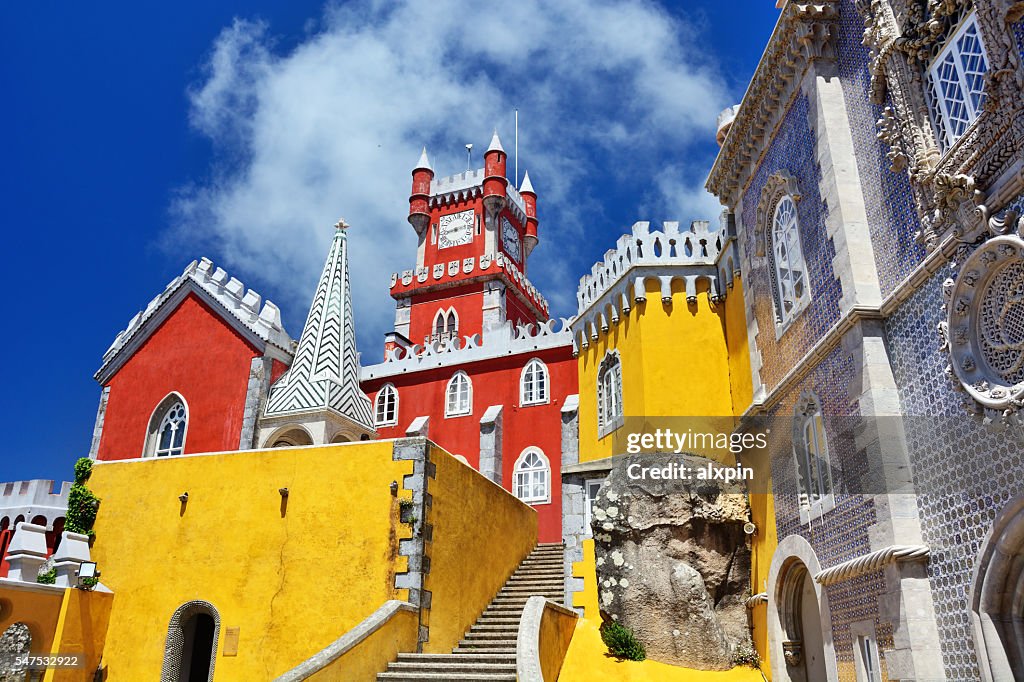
[37,568,57,585]
[78,576,99,591]
[600,621,646,661]
[66,458,101,539]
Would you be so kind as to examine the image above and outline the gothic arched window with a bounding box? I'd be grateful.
[374,384,398,427]
[145,393,188,458]
[445,371,472,417]
[794,392,834,515]
[597,351,624,437]
[769,195,810,325]
[520,358,549,406]
[431,308,459,343]
[513,448,550,504]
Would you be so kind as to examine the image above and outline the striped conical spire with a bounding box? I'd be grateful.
[263,219,374,432]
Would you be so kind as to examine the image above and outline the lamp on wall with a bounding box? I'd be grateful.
[78,561,98,579]
[390,481,399,496]
[279,487,289,498]
[178,492,189,503]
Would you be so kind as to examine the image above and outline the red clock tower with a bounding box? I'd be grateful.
[386,132,545,353]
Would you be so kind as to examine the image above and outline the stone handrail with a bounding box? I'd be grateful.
[516,596,579,682]
[273,600,417,681]
[814,545,930,586]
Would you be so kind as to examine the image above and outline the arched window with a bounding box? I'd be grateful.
[445,371,472,417]
[144,393,188,458]
[769,195,810,325]
[374,384,399,426]
[431,308,458,343]
[513,448,550,504]
[597,351,624,437]
[520,359,549,406]
[794,393,833,514]
[924,11,988,151]
[268,427,313,448]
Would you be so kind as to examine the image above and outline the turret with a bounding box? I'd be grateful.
[482,131,508,219]
[408,147,434,235]
[520,170,539,258]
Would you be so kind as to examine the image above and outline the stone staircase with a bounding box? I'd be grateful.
[377,542,565,681]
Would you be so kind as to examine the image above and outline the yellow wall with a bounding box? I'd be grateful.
[0,583,113,682]
[306,605,419,682]
[577,279,740,463]
[90,441,414,681]
[571,538,599,620]
[725,277,754,415]
[538,602,577,681]
[423,445,537,653]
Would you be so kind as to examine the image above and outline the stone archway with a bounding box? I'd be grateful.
[971,494,1024,681]
[767,534,838,681]
[161,601,221,682]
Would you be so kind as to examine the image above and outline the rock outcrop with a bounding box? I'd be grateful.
[591,453,753,670]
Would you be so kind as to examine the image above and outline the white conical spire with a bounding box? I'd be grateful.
[415,147,432,172]
[487,130,504,153]
[261,218,375,435]
[520,170,535,194]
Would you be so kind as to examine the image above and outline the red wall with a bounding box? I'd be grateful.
[96,294,261,460]
[364,345,576,542]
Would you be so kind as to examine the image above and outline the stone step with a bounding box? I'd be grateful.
[396,653,515,664]
[463,631,518,640]
[475,617,522,625]
[459,637,517,646]
[387,661,516,673]
[469,624,520,633]
[377,673,515,681]
[453,647,517,655]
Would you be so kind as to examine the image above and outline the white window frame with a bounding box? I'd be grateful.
[513,447,551,505]
[520,358,549,406]
[445,371,472,417]
[584,478,604,537]
[794,395,835,523]
[769,195,811,330]
[925,12,988,151]
[597,351,624,438]
[430,307,459,344]
[144,392,189,458]
[374,384,399,427]
[850,620,883,682]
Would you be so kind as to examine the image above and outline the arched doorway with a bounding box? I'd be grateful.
[161,601,220,682]
[971,494,1024,680]
[776,561,827,682]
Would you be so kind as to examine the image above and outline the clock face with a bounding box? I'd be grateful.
[501,217,522,262]
[438,210,474,249]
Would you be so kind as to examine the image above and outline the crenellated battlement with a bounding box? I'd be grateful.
[572,217,740,355]
[0,480,71,528]
[390,251,550,317]
[428,167,527,221]
[97,257,295,382]
[361,318,572,381]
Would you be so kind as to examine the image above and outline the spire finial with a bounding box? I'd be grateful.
[334,217,349,231]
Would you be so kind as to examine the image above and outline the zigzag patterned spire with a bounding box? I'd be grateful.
[263,219,375,431]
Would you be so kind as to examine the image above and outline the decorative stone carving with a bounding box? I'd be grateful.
[877,105,909,173]
[941,209,1024,426]
[782,640,804,667]
[591,454,753,670]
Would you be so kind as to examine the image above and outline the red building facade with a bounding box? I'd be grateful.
[363,134,577,542]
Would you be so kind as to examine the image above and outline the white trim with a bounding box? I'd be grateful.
[374,384,399,427]
[143,392,189,458]
[925,11,988,151]
[513,447,551,505]
[519,358,550,406]
[583,478,604,538]
[444,371,473,417]
[596,351,624,439]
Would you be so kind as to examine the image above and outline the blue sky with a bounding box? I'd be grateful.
[0,1,780,484]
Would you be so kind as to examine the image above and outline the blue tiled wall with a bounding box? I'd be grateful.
[837,0,926,295]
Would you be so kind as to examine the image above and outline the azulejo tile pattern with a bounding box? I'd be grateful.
[886,257,1024,681]
[741,93,844,393]
[837,0,926,295]
[1014,19,1024,63]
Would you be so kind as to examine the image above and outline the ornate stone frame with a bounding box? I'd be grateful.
[969,493,1024,681]
[792,390,837,523]
[755,171,811,331]
[857,0,1024,247]
[940,209,1024,427]
[161,600,221,682]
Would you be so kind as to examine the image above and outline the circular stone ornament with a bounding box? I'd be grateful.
[944,233,1024,424]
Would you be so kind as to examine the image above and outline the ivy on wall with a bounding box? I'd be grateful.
[66,458,101,542]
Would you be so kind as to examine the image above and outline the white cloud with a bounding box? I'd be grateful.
[172,0,729,359]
